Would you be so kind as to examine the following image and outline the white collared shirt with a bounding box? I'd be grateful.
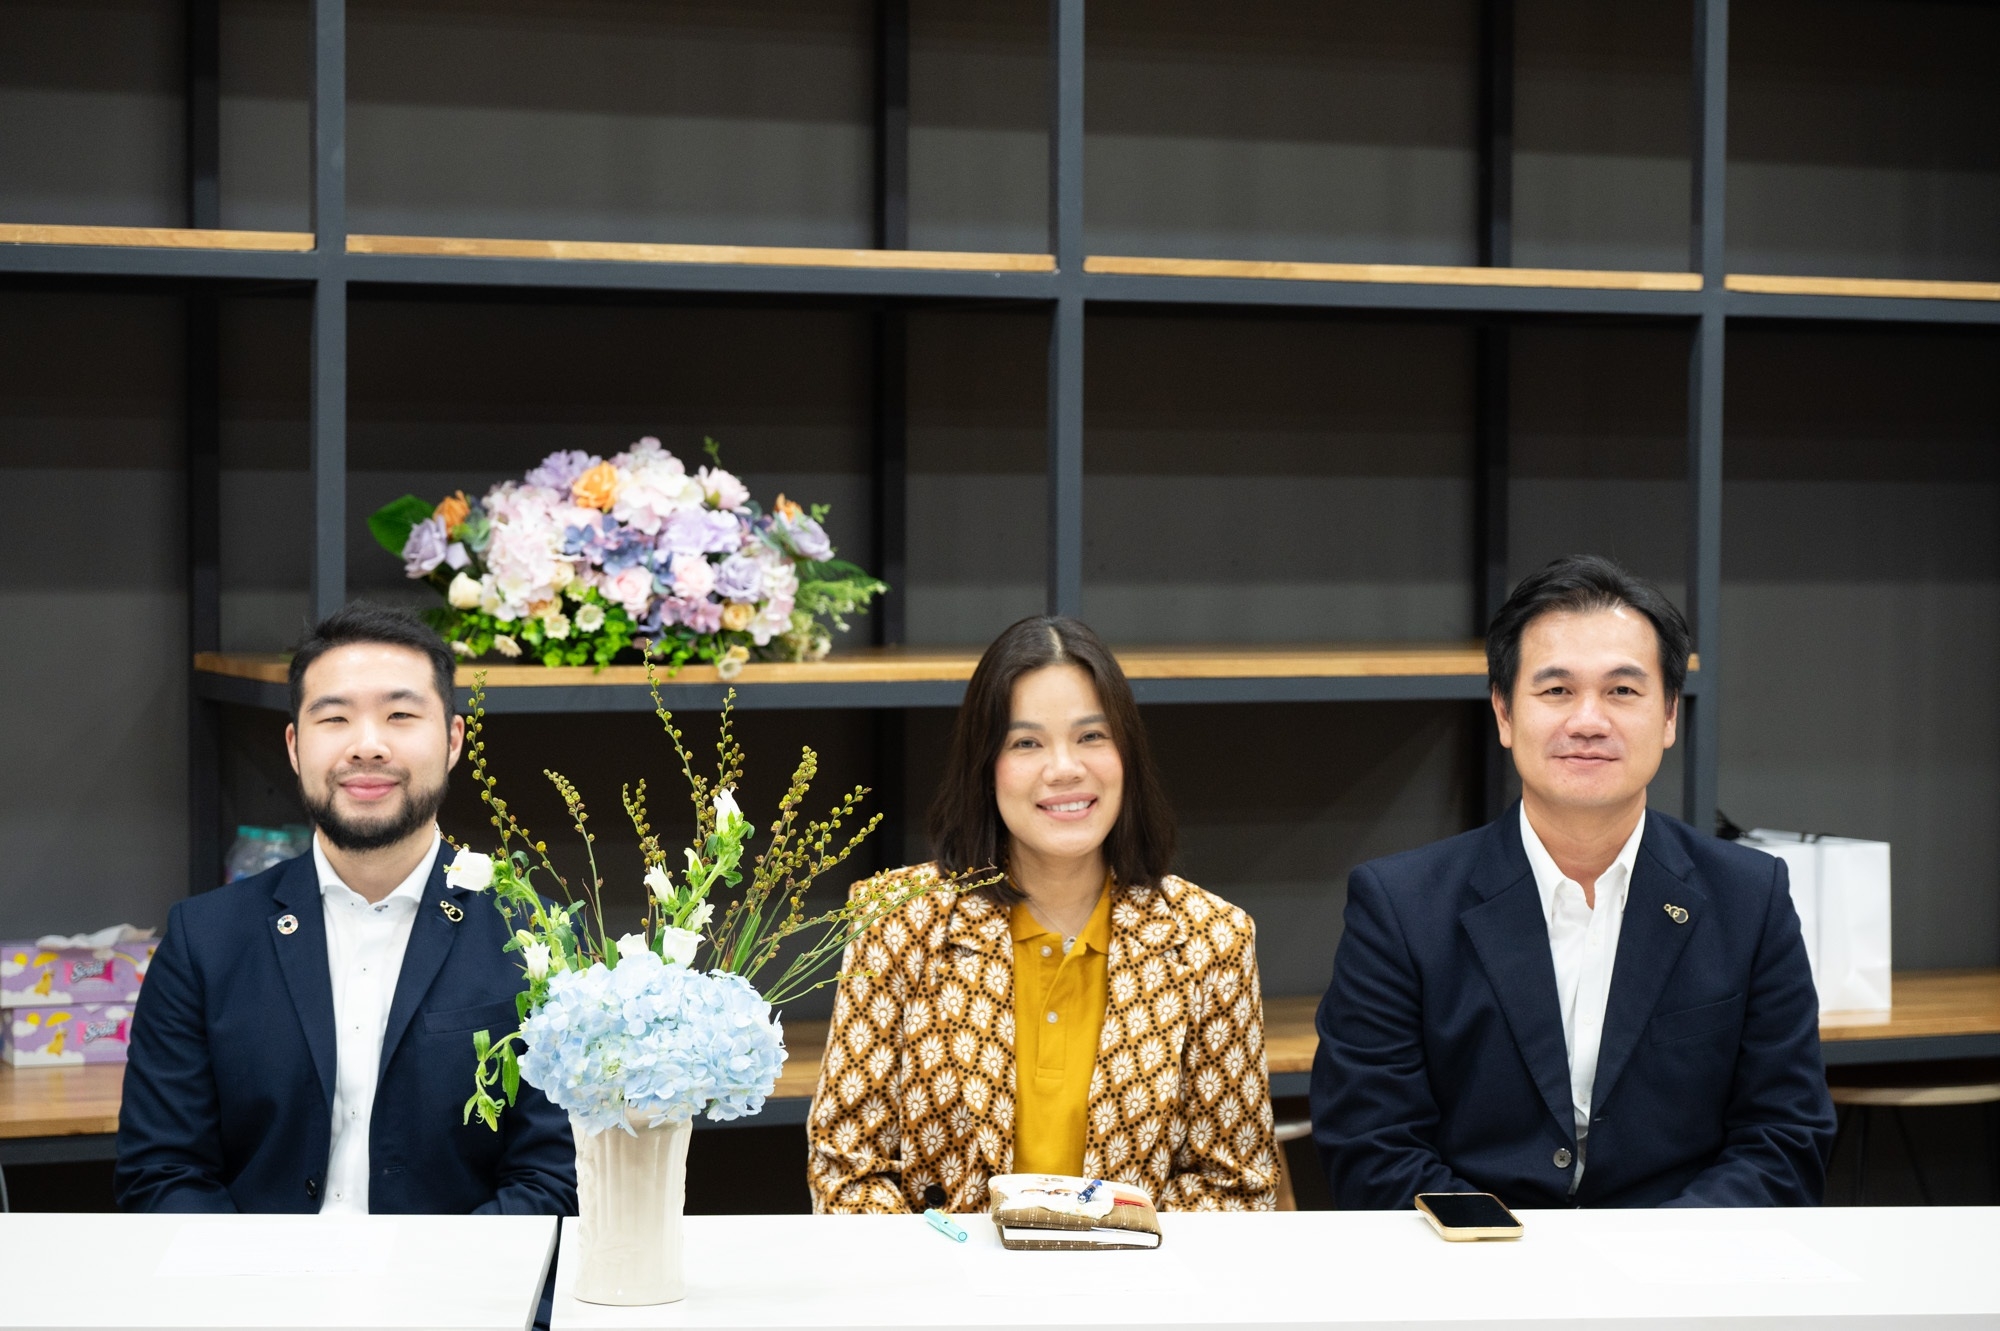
[313,830,441,1215]
[1521,805,1645,1168]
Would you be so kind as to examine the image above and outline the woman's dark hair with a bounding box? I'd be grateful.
[288,601,458,726]
[928,616,1174,899]
[1486,554,1691,705]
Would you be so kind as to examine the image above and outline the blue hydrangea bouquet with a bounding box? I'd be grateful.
[447,672,990,1304]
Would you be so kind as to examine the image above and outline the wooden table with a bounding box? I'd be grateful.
[551,1209,2000,1330]
[7,971,1997,1164]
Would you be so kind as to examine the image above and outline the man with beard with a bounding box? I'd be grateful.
[115,604,574,1228]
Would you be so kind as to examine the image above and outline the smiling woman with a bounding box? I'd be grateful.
[806,617,1278,1215]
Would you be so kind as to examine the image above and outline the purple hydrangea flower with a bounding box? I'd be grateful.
[660,508,744,557]
[712,553,764,601]
[524,450,599,492]
[401,516,451,577]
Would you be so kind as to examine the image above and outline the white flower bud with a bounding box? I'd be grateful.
[523,941,552,980]
[658,926,702,968]
[445,848,494,892]
[645,865,673,905]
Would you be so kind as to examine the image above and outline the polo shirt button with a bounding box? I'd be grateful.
[1553,1148,1574,1169]
[1040,945,1052,958]
[1046,1011,1058,1024]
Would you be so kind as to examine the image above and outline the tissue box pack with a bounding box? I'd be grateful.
[0,941,157,1008]
[2,1003,136,1065]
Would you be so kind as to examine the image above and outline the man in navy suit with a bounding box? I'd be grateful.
[117,604,574,1221]
[1312,555,1835,1209]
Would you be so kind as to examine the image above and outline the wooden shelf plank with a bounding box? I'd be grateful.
[197,644,1508,689]
[5,971,1990,1140]
[195,644,1699,690]
[1727,273,2000,302]
[347,234,1056,273]
[1087,255,1703,292]
[1821,969,2000,1043]
[0,223,315,253]
[0,1062,123,1138]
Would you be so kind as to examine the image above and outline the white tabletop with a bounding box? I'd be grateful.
[552,1208,2000,1330]
[0,1213,557,1331]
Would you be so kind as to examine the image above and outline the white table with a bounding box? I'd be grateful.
[552,1209,2000,1330]
[0,1213,557,1331]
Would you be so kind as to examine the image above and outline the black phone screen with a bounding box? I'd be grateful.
[1417,1193,1518,1229]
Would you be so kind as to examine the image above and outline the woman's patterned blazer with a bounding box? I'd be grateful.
[807,866,1278,1213]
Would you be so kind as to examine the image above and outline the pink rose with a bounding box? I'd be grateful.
[604,565,655,618]
[668,597,723,634]
[671,554,716,601]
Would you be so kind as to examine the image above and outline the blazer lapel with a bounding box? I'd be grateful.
[1458,812,1576,1140]
[1589,813,1705,1114]
[378,856,464,1078]
[269,857,337,1110]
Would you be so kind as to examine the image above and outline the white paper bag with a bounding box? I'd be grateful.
[1737,829,1892,1014]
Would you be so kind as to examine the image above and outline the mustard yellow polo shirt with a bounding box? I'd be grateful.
[1009,886,1114,1176]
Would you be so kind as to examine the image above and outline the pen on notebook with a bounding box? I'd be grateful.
[924,1208,968,1243]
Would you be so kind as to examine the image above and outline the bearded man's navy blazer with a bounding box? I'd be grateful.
[1311,806,1835,1210]
[115,852,576,1216]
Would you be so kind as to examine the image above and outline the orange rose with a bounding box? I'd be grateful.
[434,490,471,533]
[772,494,803,523]
[571,462,621,511]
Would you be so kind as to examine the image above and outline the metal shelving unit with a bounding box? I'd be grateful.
[4,0,1995,897]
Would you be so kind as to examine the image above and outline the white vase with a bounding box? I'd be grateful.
[569,1111,694,1306]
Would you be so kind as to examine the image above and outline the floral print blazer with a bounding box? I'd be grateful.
[807,866,1278,1213]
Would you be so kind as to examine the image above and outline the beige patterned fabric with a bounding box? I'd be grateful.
[807,866,1277,1213]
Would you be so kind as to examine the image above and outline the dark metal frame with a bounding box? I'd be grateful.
[0,0,1979,883]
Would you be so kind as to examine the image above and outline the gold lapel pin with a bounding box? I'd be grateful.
[276,914,299,935]
[440,899,464,923]
[1664,903,1690,925]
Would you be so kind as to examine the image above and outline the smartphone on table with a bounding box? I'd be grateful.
[1414,1192,1524,1241]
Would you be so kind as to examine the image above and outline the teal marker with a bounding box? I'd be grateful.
[924,1208,968,1243]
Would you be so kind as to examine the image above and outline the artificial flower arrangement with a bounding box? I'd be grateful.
[449,671,994,1135]
[369,437,885,675]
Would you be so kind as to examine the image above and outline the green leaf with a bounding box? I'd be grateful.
[369,494,437,558]
[501,1043,521,1104]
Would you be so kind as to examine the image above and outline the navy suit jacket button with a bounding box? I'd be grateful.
[1553,1148,1573,1169]
[306,1177,320,1199]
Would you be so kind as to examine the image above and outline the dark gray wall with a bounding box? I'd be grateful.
[1722,327,2000,970]
[0,291,189,937]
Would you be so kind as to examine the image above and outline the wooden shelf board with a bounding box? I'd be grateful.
[0,223,315,253]
[0,1062,123,1138]
[197,644,1516,690]
[6,971,1990,1138]
[1820,969,2000,1043]
[1727,273,2000,302]
[1087,255,1703,292]
[347,234,1055,273]
[196,645,1699,690]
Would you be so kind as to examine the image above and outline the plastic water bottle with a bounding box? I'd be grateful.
[224,827,300,883]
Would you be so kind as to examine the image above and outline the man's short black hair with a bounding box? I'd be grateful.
[1487,554,1691,704]
[288,602,458,725]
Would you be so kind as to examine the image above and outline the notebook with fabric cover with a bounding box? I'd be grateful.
[986,1174,1163,1250]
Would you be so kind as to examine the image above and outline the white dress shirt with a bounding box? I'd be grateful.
[314,830,441,1215]
[1521,805,1645,1175]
